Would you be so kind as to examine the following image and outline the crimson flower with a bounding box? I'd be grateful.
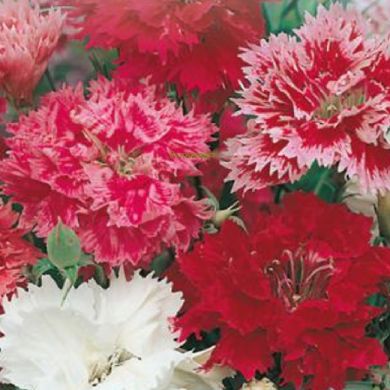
[0,202,40,301]
[224,4,390,195]
[68,0,269,111]
[0,77,215,266]
[175,192,389,390]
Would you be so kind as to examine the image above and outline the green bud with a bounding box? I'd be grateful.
[212,201,241,227]
[47,221,82,270]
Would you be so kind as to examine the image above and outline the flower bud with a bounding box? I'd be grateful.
[212,201,241,227]
[47,221,81,270]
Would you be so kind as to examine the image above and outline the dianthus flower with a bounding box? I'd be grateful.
[175,192,390,390]
[224,4,390,194]
[0,202,40,300]
[0,77,215,266]
[0,272,227,390]
[67,0,269,111]
[0,0,64,104]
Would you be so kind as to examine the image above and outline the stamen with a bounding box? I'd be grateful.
[314,89,365,120]
[266,249,334,311]
[88,348,140,386]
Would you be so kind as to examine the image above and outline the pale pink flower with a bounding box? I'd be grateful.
[352,0,390,34]
[0,0,64,104]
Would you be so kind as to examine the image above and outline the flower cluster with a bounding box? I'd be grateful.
[1,1,390,390]
[224,4,390,195]
[0,77,214,266]
[175,193,389,390]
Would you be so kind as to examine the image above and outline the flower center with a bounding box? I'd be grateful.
[265,249,334,311]
[88,348,140,386]
[83,129,143,176]
[314,89,365,120]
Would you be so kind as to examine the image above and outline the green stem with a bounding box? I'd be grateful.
[45,68,56,92]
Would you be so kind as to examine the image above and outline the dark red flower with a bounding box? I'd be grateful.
[175,192,389,390]
[68,0,270,111]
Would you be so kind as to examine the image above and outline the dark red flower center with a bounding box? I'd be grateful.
[265,248,334,311]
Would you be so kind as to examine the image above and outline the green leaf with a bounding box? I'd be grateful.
[345,381,374,390]
[78,253,94,267]
[47,221,82,270]
[31,257,55,280]
[151,250,174,276]
[289,162,337,202]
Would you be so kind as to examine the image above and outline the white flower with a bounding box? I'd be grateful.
[241,378,277,390]
[172,348,232,390]
[0,272,225,390]
[343,179,377,219]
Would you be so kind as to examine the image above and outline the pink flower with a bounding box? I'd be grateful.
[224,4,390,194]
[0,77,215,266]
[0,0,64,104]
[67,0,269,111]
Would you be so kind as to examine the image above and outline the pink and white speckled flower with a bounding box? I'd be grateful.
[224,4,390,195]
[0,0,64,104]
[0,77,215,266]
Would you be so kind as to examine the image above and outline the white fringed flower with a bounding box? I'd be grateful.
[172,348,232,390]
[241,378,277,390]
[0,272,225,390]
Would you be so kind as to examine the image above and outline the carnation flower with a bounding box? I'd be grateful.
[0,272,226,389]
[224,4,390,195]
[67,0,268,111]
[0,77,214,266]
[0,201,40,301]
[0,0,64,104]
[175,192,390,390]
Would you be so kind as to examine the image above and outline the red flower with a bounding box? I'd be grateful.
[0,202,40,301]
[68,0,269,111]
[224,4,390,194]
[0,77,215,266]
[175,192,389,390]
